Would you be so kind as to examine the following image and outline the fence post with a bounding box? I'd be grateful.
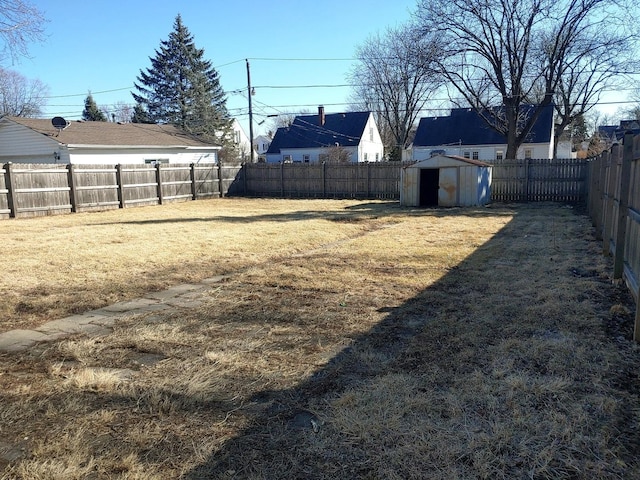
[280,161,284,197]
[367,162,371,198]
[322,161,326,197]
[116,164,125,208]
[613,133,634,279]
[217,161,224,198]
[602,152,614,255]
[5,163,16,218]
[524,157,530,202]
[190,163,197,200]
[242,163,247,196]
[67,164,78,213]
[155,163,163,205]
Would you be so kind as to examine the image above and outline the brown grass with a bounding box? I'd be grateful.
[1,199,639,479]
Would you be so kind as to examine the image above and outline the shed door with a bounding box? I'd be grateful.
[419,169,439,206]
[438,167,458,207]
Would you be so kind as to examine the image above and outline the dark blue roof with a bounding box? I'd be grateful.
[266,111,370,153]
[598,120,640,143]
[413,105,554,147]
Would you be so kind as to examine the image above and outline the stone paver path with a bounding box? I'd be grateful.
[0,275,229,353]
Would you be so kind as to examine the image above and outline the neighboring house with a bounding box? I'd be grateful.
[412,105,561,161]
[229,118,255,163]
[0,116,221,165]
[598,119,640,148]
[253,134,272,162]
[265,106,384,163]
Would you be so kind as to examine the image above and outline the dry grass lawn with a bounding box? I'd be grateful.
[0,198,639,479]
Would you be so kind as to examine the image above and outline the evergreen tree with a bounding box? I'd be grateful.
[82,93,106,121]
[131,103,153,123]
[132,15,231,142]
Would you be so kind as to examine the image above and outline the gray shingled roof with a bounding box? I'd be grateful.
[6,117,220,148]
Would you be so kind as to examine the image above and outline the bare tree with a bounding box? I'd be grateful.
[0,66,47,116]
[0,0,46,63]
[349,25,442,161]
[415,0,639,159]
[539,13,638,157]
[110,101,133,123]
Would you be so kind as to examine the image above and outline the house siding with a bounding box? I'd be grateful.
[413,143,553,161]
[0,122,60,162]
[358,114,384,162]
[66,149,217,165]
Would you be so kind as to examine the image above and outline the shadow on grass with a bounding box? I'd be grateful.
[93,200,514,226]
[182,204,640,479]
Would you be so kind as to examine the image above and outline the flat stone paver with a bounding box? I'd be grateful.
[100,297,167,314]
[0,274,231,353]
[0,329,51,352]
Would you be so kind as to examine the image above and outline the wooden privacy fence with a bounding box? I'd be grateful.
[587,132,640,341]
[240,158,589,202]
[241,162,400,199]
[0,162,243,219]
[0,157,590,218]
[490,157,588,202]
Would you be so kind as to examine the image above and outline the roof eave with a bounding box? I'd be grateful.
[66,144,221,150]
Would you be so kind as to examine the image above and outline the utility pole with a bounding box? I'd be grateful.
[246,59,255,163]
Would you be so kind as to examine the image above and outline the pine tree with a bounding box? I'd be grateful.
[132,15,231,142]
[82,93,106,121]
[131,103,153,124]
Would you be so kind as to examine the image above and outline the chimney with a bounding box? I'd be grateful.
[318,105,325,126]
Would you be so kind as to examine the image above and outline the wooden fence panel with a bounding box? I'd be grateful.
[160,165,194,202]
[9,164,71,217]
[195,164,219,198]
[73,164,120,212]
[0,162,242,219]
[120,164,159,207]
[0,165,10,219]
[587,133,640,341]
[491,158,587,202]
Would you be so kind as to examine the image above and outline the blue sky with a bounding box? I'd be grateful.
[11,0,634,136]
[14,0,417,135]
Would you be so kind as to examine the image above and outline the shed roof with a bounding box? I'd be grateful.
[266,111,370,153]
[413,105,554,147]
[2,117,220,148]
[409,154,492,168]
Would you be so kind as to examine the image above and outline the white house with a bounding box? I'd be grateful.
[0,116,221,165]
[253,134,272,162]
[230,118,255,163]
[266,106,384,163]
[412,105,564,161]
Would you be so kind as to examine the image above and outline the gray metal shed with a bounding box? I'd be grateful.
[400,155,492,207]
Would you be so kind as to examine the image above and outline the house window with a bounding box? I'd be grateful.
[234,131,241,144]
[524,148,533,159]
[144,159,169,165]
[495,150,504,160]
[463,151,471,159]
[472,151,479,160]
[303,154,310,163]
[364,153,368,161]
[369,127,374,141]
[283,154,292,163]
[375,153,379,161]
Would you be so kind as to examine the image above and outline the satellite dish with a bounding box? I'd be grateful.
[51,116,68,130]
